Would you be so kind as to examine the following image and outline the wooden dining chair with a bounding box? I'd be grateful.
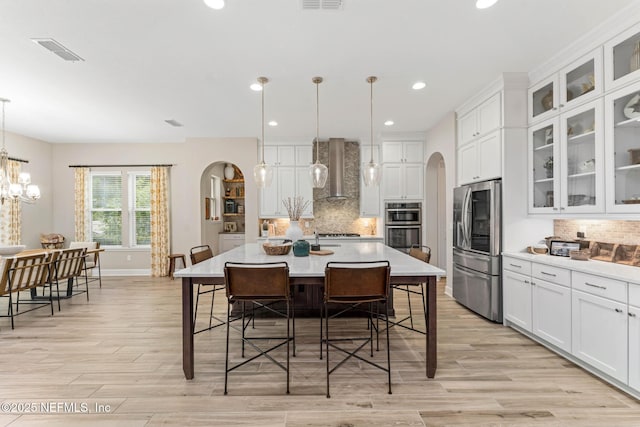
[389,244,431,335]
[190,245,226,334]
[223,261,293,395]
[322,260,391,398]
[48,247,88,308]
[69,241,102,289]
[0,253,54,329]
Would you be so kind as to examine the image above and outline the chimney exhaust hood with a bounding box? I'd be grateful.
[327,138,347,200]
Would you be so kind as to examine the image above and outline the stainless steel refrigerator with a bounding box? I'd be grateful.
[452,179,502,322]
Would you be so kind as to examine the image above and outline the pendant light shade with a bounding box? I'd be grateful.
[363,76,381,187]
[309,76,328,188]
[253,77,273,188]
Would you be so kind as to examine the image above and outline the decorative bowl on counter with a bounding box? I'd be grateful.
[570,249,591,261]
[528,245,548,255]
[262,242,292,256]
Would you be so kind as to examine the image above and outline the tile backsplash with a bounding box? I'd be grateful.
[554,219,640,245]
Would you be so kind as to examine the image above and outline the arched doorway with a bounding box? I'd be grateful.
[199,161,245,255]
[424,152,446,270]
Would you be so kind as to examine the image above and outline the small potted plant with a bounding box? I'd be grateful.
[543,156,554,178]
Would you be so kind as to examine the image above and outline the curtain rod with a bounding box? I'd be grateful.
[8,156,28,164]
[68,164,174,168]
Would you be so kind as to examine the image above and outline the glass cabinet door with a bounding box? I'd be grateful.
[529,117,559,213]
[605,81,640,212]
[528,76,557,124]
[560,49,602,109]
[559,100,604,213]
[605,24,640,91]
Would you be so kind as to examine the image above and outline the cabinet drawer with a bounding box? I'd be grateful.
[630,284,640,308]
[572,271,627,303]
[532,263,570,287]
[503,256,531,275]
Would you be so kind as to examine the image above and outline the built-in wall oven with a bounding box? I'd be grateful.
[385,202,421,253]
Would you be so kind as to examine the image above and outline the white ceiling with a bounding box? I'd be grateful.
[0,0,638,144]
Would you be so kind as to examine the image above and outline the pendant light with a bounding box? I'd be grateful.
[0,98,41,204]
[253,77,273,188]
[362,76,381,186]
[309,76,328,188]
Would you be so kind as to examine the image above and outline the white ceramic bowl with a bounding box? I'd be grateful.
[0,245,26,256]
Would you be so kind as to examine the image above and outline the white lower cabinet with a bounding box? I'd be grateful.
[503,269,532,332]
[629,304,640,391]
[571,289,628,382]
[532,278,571,352]
[219,233,244,254]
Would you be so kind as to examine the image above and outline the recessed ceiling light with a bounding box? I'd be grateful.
[204,0,225,10]
[384,120,394,126]
[412,81,426,90]
[250,83,263,91]
[268,120,278,126]
[476,0,498,9]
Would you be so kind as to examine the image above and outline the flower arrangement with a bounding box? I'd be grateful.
[282,196,309,221]
[543,156,553,171]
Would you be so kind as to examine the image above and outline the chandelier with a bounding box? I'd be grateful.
[0,98,41,204]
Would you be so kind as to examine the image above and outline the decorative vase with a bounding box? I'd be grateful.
[224,163,235,180]
[293,239,310,257]
[545,168,553,178]
[285,221,304,242]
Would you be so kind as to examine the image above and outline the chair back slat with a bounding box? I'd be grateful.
[190,245,213,265]
[324,261,390,303]
[52,248,87,281]
[1,253,52,295]
[224,262,289,300]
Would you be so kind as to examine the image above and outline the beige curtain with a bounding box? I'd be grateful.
[74,167,90,241]
[0,160,22,245]
[150,166,170,277]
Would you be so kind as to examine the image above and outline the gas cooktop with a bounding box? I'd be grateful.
[318,233,361,237]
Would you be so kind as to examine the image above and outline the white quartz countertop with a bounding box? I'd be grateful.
[503,251,640,285]
[258,235,383,241]
[176,242,444,278]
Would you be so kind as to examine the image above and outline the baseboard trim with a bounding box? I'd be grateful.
[102,269,151,276]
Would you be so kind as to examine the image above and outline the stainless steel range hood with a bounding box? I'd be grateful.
[327,138,347,200]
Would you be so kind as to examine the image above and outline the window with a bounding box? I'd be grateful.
[90,170,151,248]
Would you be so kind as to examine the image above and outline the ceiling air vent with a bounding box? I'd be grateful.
[301,0,343,10]
[31,38,84,62]
[164,119,184,127]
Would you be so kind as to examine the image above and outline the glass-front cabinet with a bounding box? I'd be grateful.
[529,100,604,213]
[605,24,640,91]
[528,49,602,124]
[605,80,640,212]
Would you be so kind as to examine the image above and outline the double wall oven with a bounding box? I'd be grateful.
[385,202,421,253]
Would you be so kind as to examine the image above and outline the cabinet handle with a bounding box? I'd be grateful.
[559,104,564,108]
[552,107,558,111]
[615,308,623,313]
[630,313,637,318]
[541,271,557,277]
[553,208,558,211]
[509,263,522,268]
[584,282,606,290]
[524,280,530,284]
[531,281,536,286]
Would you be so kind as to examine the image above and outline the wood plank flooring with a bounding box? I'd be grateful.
[0,276,638,426]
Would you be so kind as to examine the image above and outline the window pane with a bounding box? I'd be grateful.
[135,211,151,245]
[92,175,122,209]
[91,211,122,246]
[135,175,151,209]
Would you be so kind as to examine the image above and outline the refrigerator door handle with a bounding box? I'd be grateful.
[462,188,471,248]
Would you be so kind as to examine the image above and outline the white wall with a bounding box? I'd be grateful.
[2,131,53,249]
[51,138,258,271]
[424,112,456,295]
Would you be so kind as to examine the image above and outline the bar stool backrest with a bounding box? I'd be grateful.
[324,261,390,303]
[224,262,290,300]
[409,245,431,264]
[190,245,213,265]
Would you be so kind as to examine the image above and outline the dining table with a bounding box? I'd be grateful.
[174,241,446,380]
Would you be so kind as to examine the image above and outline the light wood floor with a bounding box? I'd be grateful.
[0,276,639,426]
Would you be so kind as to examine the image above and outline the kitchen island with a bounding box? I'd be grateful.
[175,242,445,380]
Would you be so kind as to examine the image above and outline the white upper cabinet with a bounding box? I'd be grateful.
[382,140,424,201]
[382,140,423,163]
[458,130,501,185]
[528,99,604,214]
[604,80,640,213]
[264,145,296,166]
[604,23,640,91]
[458,92,501,146]
[528,49,603,124]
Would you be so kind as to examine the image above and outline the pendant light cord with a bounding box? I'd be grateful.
[261,79,265,163]
[1,99,6,150]
[367,76,377,163]
[316,80,319,159]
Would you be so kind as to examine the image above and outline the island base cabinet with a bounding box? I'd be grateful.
[630,305,640,392]
[503,270,532,332]
[532,279,571,353]
[571,290,628,383]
